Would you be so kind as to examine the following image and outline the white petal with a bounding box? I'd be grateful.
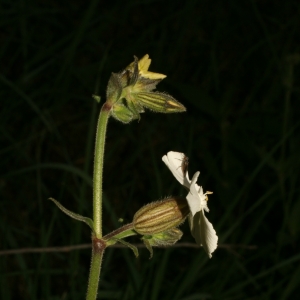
[200,211,218,258]
[188,212,194,232]
[186,172,201,216]
[163,151,218,258]
[190,210,218,258]
[162,151,190,188]
[186,172,209,214]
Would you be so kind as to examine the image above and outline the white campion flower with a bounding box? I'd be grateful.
[162,151,218,258]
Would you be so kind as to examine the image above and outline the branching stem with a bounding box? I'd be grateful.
[86,102,111,300]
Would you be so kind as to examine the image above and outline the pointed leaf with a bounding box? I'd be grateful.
[142,236,154,259]
[92,94,101,103]
[112,238,139,257]
[49,198,94,231]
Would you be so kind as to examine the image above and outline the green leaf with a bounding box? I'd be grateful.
[92,94,101,103]
[49,198,94,231]
[142,236,154,259]
[112,238,139,258]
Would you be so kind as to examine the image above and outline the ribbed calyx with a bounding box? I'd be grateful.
[105,54,186,123]
[133,197,189,235]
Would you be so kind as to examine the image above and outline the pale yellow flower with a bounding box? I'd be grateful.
[138,54,166,79]
[127,54,166,80]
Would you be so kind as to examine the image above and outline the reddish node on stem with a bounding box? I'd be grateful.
[92,236,106,253]
[102,102,112,112]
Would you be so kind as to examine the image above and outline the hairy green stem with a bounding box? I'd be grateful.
[86,102,111,300]
[93,103,111,237]
[86,237,106,300]
[103,223,136,242]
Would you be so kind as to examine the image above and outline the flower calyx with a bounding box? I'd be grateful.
[133,196,189,235]
[132,196,189,258]
[142,228,183,259]
[106,55,186,123]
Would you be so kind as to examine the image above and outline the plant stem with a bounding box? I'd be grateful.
[86,102,111,300]
[103,223,136,242]
[93,103,111,238]
[86,236,106,300]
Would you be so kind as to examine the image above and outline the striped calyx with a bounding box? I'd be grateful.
[133,197,189,235]
[107,55,186,123]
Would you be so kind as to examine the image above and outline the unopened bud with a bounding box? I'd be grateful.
[142,228,183,258]
[106,73,122,104]
[133,197,189,235]
[143,228,183,247]
[111,103,134,124]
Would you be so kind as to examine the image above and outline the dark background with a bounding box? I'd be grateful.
[1,0,300,299]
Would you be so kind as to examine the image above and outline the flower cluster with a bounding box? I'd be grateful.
[162,151,218,258]
[106,55,186,123]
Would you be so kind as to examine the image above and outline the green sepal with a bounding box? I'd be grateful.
[127,97,144,114]
[128,56,139,86]
[134,77,162,92]
[111,238,139,258]
[111,103,134,124]
[126,99,143,121]
[142,236,154,259]
[49,198,94,232]
[148,228,183,246]
[106,72,122,104]
[92,94,101,103]
[141,228,183,259]
[134,92,186,113]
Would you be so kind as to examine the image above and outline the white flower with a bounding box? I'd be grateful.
[161,151,191,188]
[162,151,218,258]
[187,172,218,258]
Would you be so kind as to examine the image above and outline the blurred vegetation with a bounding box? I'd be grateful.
[1,0,300,299]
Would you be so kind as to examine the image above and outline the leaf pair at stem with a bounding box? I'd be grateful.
[49,196,189,259]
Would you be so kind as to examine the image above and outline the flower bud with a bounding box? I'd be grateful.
[106,73,122,104]
[143,228,183,247]
[111,103,134,123]
[133,197,189,235]
[142,228,183,258]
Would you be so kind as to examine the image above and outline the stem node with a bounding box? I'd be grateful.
[92,236,106,253]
